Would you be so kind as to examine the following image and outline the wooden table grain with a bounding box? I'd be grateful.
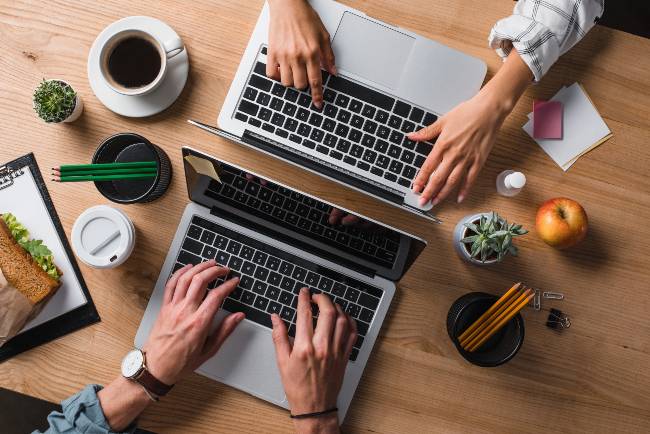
[1,1,649,433]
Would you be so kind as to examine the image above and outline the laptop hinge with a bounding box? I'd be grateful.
[209,206,376,278]
[241,130,404,205]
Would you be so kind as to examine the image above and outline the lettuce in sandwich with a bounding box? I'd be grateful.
[1,213,60,280]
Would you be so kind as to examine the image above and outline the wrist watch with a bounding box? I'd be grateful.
[121,348,173,401]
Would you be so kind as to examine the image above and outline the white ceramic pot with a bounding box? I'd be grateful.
[63,94,84,122]
[453,212,498,266]
[34,79,84,123]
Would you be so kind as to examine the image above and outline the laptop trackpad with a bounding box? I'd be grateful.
[332,12,415,90]
[196,310,287,405]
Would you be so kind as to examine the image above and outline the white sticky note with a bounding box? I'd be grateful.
[523,83,611,170]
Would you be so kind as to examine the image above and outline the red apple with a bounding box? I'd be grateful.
[536,197,588,249]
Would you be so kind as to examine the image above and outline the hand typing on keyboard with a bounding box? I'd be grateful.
[407,50,534,206]
[271,288,357,433]
[267,0,337,109]
[143,260,244,385]
[94,261,244,432]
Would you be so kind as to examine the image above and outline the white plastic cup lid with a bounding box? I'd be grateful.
[72,205,135,268]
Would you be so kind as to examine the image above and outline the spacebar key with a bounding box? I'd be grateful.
[327,76,395,111]
[223,298,272,329]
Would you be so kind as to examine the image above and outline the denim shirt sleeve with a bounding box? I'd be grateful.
[31,384,137,434]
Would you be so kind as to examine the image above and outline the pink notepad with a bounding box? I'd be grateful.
[533,100,563,139]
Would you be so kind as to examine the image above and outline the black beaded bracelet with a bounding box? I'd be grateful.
[290,407,338,419]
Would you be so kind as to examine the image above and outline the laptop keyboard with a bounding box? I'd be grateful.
[233,47,437,191]
[204,164,401,269]
[173,215,385,361]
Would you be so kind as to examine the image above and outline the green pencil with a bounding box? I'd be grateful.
[53,173,157,182]
[52,167,158,177]
[56,161,157,172]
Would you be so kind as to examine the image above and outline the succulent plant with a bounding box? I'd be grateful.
[33,79,77,123]
[461,212,528,263]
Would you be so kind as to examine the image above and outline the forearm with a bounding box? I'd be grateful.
[268,0,307,9]
[97,376,152,431]
[479,50,533,118]
[293,414,340,434]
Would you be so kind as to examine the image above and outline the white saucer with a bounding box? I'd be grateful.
[87,16,189,117]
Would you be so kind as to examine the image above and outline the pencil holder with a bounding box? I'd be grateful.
[92,133,172,203]
[447,292,525,367]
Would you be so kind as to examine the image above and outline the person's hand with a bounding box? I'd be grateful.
[271,288,356,433]
[245,173,268,186]
[143,260,244,385]
[327,208,379,232]
[407,92,503,206]
[267,0,336,108]
[407,50,533,206]
[327,208,361,226]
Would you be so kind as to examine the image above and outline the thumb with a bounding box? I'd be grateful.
[271,314,291,365]
[200,312,245,361]
[408,119,442,142]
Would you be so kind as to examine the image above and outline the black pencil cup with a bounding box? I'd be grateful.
[447,292,525,367]
[92,133,172,204]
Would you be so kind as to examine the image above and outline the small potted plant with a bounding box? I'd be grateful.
[33,79,83,123]
[453,212,527,265]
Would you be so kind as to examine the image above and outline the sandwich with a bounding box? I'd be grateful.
[0,213,61,304]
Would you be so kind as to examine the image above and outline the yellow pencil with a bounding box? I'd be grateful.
[457,283,522,344]
[466,290,533,352]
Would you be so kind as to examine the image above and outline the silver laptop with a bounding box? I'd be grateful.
[135,146,426,421]
[189,0,486,221]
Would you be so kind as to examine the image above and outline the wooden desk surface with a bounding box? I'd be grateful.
[1,1,649,432]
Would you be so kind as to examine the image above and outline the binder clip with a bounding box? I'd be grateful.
[546,308,571,330]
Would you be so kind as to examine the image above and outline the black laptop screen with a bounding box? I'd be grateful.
[183,148,425,279]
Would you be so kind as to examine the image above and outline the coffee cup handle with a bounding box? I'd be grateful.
[163,37,184,60]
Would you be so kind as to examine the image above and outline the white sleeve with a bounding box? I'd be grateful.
[488,0,605,81]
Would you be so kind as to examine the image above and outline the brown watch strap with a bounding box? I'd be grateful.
[135,369,173,397]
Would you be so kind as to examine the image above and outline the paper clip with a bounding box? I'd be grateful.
[530,289,541,311]
[529,289,566,310]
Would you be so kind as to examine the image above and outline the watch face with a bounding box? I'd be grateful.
[121,349,144,378]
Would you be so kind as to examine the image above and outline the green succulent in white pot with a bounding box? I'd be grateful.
[453,212,528,265]
[32,79,83,123]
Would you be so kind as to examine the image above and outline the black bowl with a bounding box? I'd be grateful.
[447,292,525,367]
[92,133,171,204]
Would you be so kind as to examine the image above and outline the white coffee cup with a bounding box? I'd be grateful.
[99,29,184,96]
[72,205,136,269]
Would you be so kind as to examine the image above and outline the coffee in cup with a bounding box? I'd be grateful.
[100,29,183,96]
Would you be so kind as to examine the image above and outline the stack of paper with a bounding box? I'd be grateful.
[523,83,612,170]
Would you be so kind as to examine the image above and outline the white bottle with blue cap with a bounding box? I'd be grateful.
[496,170,526,197]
